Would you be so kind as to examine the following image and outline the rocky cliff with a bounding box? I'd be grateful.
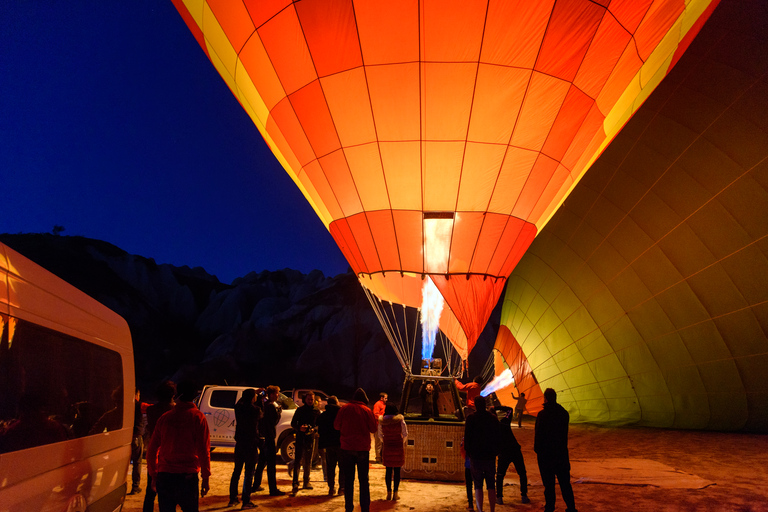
[0,233,496,399]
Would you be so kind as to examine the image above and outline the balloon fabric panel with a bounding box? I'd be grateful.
[172,0,721,361]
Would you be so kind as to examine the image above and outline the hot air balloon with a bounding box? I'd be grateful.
[492,0,768,432]
[170,0,720,377]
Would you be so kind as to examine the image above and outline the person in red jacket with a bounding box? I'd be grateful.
[456,376,484,413]
[372,392,388,463]
[146,380,211,512]
[334,388,377,512]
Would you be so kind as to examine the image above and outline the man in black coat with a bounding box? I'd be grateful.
[290,391,320,494]
[253,386,286,496]
[464,395,500,512]
[317,395,345,496]
[229,389,263,508]
[534,388,577,512]
[495,407,529,505]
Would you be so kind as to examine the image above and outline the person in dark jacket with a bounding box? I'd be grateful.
[534,388,577,512]
[229,389,263,508]
[419,380,440,418]
[464,395,500,512]
[129,388,146,495]
[143,380,176,512]
[378,403,407,500]
[317,395,345,496]
[495,407,529,505]
[290,391,320,494]
[253,386,286,496]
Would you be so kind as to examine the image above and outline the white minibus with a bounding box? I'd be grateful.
[0,241,134,512]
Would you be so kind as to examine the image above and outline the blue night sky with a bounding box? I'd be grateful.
[1,1,350,284]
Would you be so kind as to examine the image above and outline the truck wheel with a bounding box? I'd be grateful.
[280,433,295,463]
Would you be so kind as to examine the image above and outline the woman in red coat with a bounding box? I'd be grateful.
[378,404,408,500]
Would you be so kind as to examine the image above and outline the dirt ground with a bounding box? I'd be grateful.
[124,423,768,512]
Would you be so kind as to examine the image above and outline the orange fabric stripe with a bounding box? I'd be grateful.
[422,141,464,211]
[542,85,595,161]
[481,0,554,68]
[535,0,606,82]
[573,14,632,99]
[457,143,507,212]
[367,211,400,271]
[392,210,424,273]
[431,274,507,355]
[510,72,571,151]
[239,34,286,111]
[512,154,560,219]
[289,81,341,158]
[423,63,476,141]
[257,7,316,95]
[448,212,485,274]
[344,143,389,211]
[494,326,544,415]
[296,0,362,77]
[354,0,419,65]
[366,63,420,141]
[207,0,254,53]
[268,96,315,167]
[468,65,531,145]
[607,0,653,34]
[320,68,376,147]
[318,149,361,217]
[302,160,342,220]
[243,0,291,29]
[421,0,485,62]
[634,0,685,60]
[380,141,422,211]
[489,147,539,214]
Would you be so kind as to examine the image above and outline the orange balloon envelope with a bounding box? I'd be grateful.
[171,0,719,357]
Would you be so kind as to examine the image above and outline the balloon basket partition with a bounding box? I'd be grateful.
[399,374,465,482]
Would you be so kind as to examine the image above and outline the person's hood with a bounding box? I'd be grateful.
[324,403,341,413]
[352,387,369,404]
[379,414,404,425]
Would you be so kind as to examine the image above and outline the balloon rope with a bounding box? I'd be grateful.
[361,286,411,374]
[481,351,495,384]
[386,300,413,371]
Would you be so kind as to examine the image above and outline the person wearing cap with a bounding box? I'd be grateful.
[334,388,377,512]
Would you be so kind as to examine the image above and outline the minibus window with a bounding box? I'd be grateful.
[210,390,238,409]
[0,317,124,453]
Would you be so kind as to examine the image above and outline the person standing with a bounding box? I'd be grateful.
[317,395,344,496]
[495,408,529,505]
[129,388,146,495]
[419,381,440,418]
[372,392,388,463]
[291,391,320,495]
[534,388,577,512]
[146,380,211,512]
[378,404,407,501]
[229,389,263,509]
[334,388,377,512]
[464,395,500,512]
[456,376,483,413]
[511,391,528,427]
[142,380,176,512]
[253,386,286,496]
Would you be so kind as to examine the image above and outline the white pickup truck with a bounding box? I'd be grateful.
[196,386,339,463]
